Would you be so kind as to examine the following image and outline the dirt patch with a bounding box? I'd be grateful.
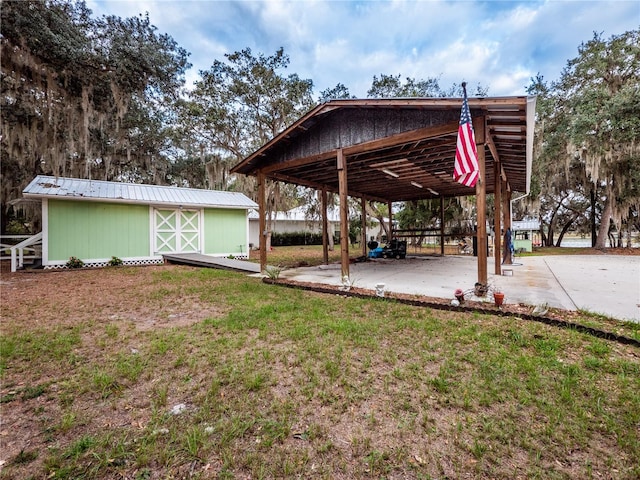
[1,260,639,479]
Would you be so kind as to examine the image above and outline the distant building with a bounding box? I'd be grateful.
[248,206,387,247]
[512,219,541,252]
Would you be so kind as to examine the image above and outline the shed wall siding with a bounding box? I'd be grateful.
[48,199,150,261]
[203,209,247,255]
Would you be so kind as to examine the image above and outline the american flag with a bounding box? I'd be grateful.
[453,83,479,188]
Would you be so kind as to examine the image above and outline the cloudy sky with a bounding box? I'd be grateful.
[88,0,639,98]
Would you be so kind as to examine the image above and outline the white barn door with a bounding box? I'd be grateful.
[154,208,201,254]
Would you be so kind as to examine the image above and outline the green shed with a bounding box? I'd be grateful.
[22,176,257,268]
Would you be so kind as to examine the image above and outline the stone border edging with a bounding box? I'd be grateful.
[263,278,640,348]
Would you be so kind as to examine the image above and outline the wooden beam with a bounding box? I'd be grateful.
[388,201,393,243]
[321,188,329,265]
[440,196,445,255]
[313,97,528,108]
[268,172,389,204]
[487,132,500,165]
[343,120,459,156]
[337,149,350,280]
[474,116,487,285]
[257,171,267,272]
[494,159,502,275]
[261,150,336,175]
[361,196,367,257]
[502,184,512,265]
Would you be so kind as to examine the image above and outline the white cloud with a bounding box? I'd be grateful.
[88,0,640,97]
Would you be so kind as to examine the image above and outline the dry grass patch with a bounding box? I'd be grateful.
[1,264,639,479]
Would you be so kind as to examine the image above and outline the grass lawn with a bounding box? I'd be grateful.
[1,258,639,479]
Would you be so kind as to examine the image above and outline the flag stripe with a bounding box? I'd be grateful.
[453,88,480,188]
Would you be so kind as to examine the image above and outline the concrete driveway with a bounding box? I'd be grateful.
[278,254,640,322]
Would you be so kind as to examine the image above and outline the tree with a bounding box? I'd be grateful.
[1,0,190,231]
[318,83,354,102]
[367,74,488,98]
[527,74,592,246]
[180,48,315,248]
[396,198,466,246]
[554,30,640,248]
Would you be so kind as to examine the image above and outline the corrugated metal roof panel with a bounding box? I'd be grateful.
[512,219,541,231]
[23,176,257,209]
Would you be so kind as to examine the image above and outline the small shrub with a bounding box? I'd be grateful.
[108,256,123,267]
[264,266,281,280]
[66,256,85,269]
[11,449,38,465]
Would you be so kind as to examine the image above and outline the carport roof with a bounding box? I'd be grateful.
[231,97,536,202]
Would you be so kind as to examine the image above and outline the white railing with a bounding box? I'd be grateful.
[1,236,31,263]
[8,232,43,272]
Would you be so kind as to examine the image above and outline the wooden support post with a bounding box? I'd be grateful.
[502,186,513,265]
[361,196,367,257]
[494,159,502,275]
[474,116,487,285]
[440,196,445,255]
[258,171,267,273]
[321,188,329,265]
[504,187,512,231]
[337,149,350,280]
[388,201,393,242]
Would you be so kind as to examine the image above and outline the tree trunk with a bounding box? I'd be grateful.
[590,184,597,247]
[555,213,578,247]
[545,207,559,246]
[0,205,7,235]
[595,196,612,249]
[265,211,274,251]
[539,214,547,246]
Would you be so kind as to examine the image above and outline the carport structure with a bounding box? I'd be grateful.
[231,97,536,285]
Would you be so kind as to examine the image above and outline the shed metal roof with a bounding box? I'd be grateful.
[23,176,258,209]
[512,219,541,231]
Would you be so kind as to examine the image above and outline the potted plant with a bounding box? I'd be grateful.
[493,290,505,306]
[474,282,488,297]
[454,288,465,303]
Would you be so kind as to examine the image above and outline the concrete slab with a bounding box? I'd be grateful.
[279,254,640,322]
[541,255,640,321]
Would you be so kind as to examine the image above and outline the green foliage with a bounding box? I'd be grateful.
[108,256,123,267]
[66,256,85,268]
[318,82,354,102]
[11,449,38,466]
[396,198,469,238]
[177,47,314,190]
[1,0,190,223]
[5,219,30,235]
[270,231,329,246]
[263,266,281,280]
[529,29,640,247]
[367,74,488,98]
